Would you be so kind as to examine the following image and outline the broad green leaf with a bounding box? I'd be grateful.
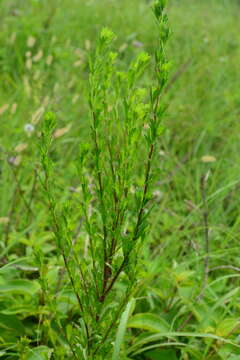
[218,344,240,360]
[26,346,53,360]
[216,318,240,337]
[0,314,25,332]
[0,279,40,295]
[128,313,170,333]
[173,270,195,285]
[146,349,178,360]
[0,314,25,342]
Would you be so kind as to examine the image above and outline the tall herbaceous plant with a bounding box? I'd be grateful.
[40,0,170,358]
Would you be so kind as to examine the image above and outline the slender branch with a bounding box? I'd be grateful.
[26,168,38,224]
[91,112,110,299]
[164,59,192,94]
[82,211,100,298]
[4,185,18,244]
[99,256,127,303]
[198,172,210,300]
[133,144,154,242]
[209,265,240,273]
[100,143,155,302]
[40,137,91,347]
[62,252,84,313]
[9,163,34,216]
[93,286,133,357]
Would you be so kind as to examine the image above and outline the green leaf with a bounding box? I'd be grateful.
[112,299,135,360]
[146,349,177,360]
[216,318,240,337]
[153,0,167,20]
[0,305,37,315]
[129,342,190,357]
[100,27,115,43]
[128,313,170,333]
[26,346,53,360]
[0,314,26,341]
[0,314,25,332]
[0,279,40,295]
[43,111,56,133]
[0,257,29,274]
[127,332,240,356]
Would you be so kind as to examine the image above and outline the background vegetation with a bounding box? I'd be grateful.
[0,0,240,359]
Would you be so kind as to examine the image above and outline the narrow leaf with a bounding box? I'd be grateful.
[112,299,135,360]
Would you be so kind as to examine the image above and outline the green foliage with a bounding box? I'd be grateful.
[112,299,135,360]
[36,3,169,357]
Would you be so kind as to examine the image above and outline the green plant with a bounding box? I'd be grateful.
[38,1,170,358]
